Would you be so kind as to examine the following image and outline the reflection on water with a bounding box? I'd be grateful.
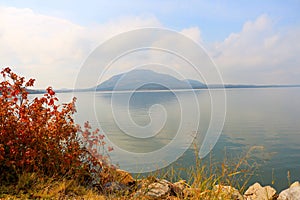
[95,91,181,153]
[71,90,212,172]
[53,87,300,191]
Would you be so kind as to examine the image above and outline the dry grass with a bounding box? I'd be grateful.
[0,173,104,199]
[0,147,263,199]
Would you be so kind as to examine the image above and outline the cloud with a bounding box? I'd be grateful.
[0,6,161,88]
[0,6,206,89]
[213,14,300,84]
[1,7,299,87]
[75,26,209,89]
[180,27,203,43]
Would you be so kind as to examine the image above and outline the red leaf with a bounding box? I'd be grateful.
[46,87,55,96]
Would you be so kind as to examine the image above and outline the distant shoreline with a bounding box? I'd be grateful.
[28,84,300,94]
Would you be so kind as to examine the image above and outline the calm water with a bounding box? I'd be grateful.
[53,87,300,191]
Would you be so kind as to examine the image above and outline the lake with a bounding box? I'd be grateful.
[52,87,300,191]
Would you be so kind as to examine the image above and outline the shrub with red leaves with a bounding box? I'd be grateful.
[0,67,114,185]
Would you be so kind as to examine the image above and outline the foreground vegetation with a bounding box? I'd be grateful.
[1,68,295,199]
[0,67,116,198]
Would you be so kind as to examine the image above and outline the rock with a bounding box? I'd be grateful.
[290,181,300,188]
[114,169,135,185]
[136,176,158,190]
[244,182,276,200]
[213,185,244,200]
[135,179,172,199]
[171,180,188,197]
[278,185,300,200]
[101,169,135,195]
[145,179,171,199]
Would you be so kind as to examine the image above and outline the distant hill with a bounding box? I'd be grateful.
[26,88,45,94]
[25,69,300,94]
[95,69,207,91]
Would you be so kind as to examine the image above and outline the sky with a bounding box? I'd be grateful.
[0,0,300,88]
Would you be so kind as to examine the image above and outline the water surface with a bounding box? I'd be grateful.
[54,87,300,191]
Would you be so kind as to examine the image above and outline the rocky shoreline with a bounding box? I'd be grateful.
[102,169,300,199]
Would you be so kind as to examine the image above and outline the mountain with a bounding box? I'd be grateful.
[95,69,207,91]
[25,69,300,94]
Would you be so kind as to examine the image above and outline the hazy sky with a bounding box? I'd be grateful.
[1,0,300,88]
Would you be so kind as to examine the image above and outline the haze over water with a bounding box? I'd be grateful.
[52,87,300,191]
